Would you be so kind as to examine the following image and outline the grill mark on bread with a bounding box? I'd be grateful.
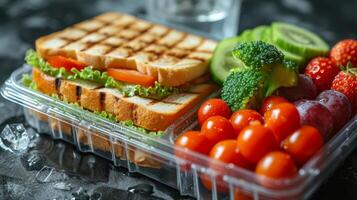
[100,91,106,111]
[55,78,61,90]
[76,85,82,102]
[36,12,217,86]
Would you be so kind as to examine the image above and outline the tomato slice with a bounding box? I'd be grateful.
[48,56,87,71]
[107,68,157,87]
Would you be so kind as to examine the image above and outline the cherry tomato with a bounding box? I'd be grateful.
[282,125,324,166]
[198,99,231,126]
[255,151,297,179]
[264,103,300,143]
[175,131,211,155]
[230,109,264,137]
[237,123,278,163]
[201,116,236,145]
[201,140,253,193]
[175,131,213,171]
[48,55,87,71]
[260,96,288,114]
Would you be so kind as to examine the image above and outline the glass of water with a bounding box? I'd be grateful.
[145,0,242,39]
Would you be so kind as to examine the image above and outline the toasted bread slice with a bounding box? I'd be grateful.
[35,12,217,86]
[32,68,217,131]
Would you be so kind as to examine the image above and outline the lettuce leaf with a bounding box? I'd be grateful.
[25,50,70,78]
[120,120,164,137]
[25,50,182,99]
[22,74,37,90]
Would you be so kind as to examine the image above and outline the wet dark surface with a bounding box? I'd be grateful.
[0,0,356,199]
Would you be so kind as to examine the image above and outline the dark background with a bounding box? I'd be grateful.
[0,0,356,199]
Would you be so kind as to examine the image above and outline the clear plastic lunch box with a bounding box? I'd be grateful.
[2,65,357,200]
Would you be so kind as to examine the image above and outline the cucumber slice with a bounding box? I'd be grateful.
[262,28,306,68]
[251,25,270,41]
[240,29,253,41]
[271,22,329,59]
[210,36,244,85]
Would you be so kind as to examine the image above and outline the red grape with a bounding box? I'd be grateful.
[276,74,317,101]
[316,90,352,133]
[294,100,334,140]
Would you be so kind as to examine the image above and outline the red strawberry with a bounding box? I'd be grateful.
[331,64,357,115]
[330,39,357,67]
[304,57,340,92]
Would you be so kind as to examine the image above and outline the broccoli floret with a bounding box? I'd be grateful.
[265,62,298,96]
[232,41,284,71]
[221,41,299,111]
[221,68,267,111]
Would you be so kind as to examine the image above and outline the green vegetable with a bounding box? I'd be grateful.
[22,74,37,90]
[25,50,70,78]
[122,82,182,100]
[266,61,298,96]
[69,67,120,88]
[221,69,267,111]
[120,120,164,137]
[210,36,244,85]
[25,50,182,99]
[221,41,298,111]
[232,41,284,71]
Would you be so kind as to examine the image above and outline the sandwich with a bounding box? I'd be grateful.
[23,12,217,167]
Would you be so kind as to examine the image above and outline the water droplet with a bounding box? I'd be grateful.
[72,187,90,200]
[21,152,45,171]
[53,182,72,191]
[128,183,154,195]
[35,166,68,183]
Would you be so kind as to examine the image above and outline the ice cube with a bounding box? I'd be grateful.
[0,124,30,154]
[53,182,72,191]
[36,166,68,183]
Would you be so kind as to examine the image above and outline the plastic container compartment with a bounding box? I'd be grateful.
[1,67,357,200]
[3,65,357,200]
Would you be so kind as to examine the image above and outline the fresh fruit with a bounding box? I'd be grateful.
[256,151,297,179]
[48,55,87,71]
[304,57,339,92]
[230,109,264,136]
[264,103,301,143]
[237,123,278,163]
[294,100,334,139]
[175,131,212,156]
[210,36,243,85]
[330,39,357,67]
[198,99,231,126]
[275,74,317,101]
[260,96,288,114]
[202,140,253,192]
[209,140,253,169]
[107,68,157,87]
[331,66,357,114]
[271,22,329,59]
[282,126,324,166]
[317,90,352,132]
[201,116,236,144]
